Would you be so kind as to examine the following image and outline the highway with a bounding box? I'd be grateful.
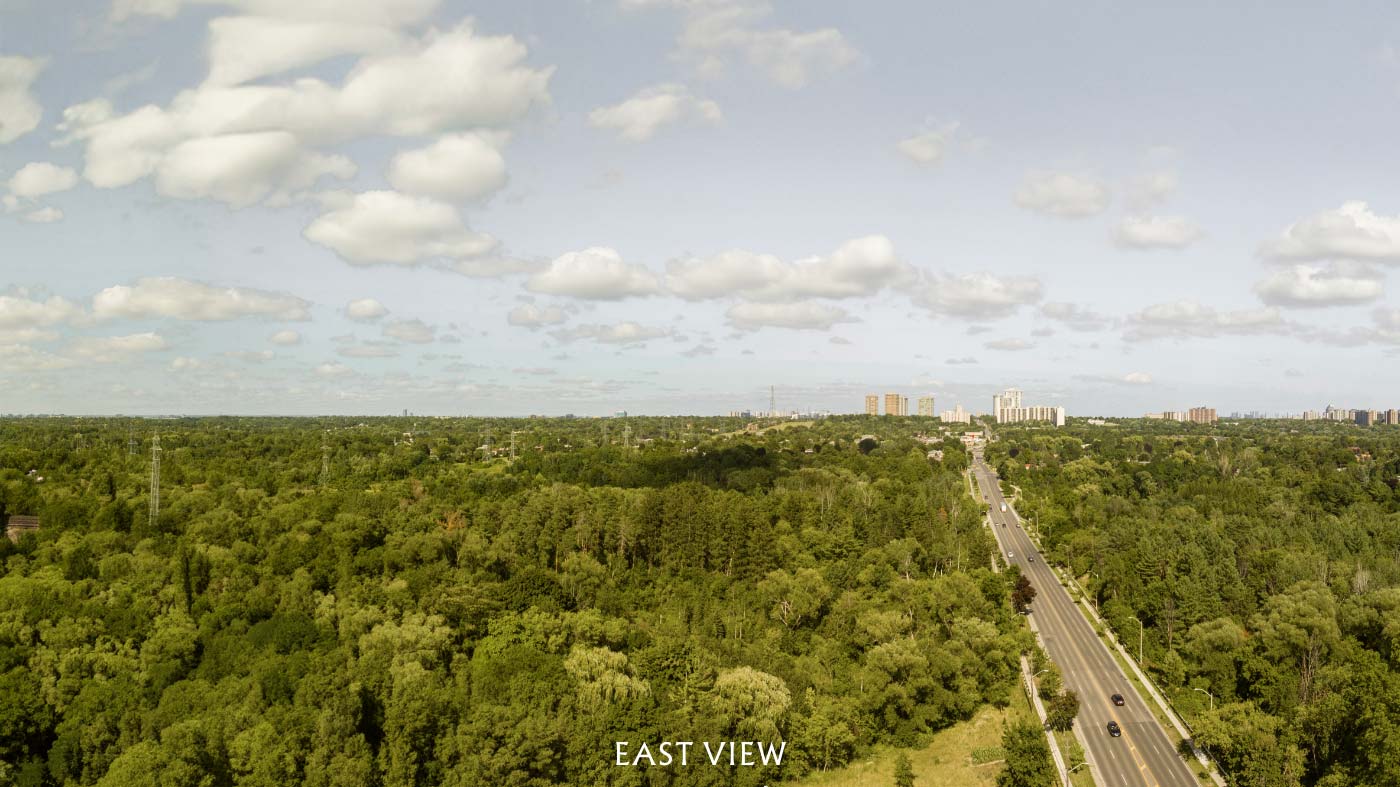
[972,449,1200,787]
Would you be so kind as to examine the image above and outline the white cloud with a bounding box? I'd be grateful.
[1014,171,1109,218]
[337,342,398,358]
[383,318,435,343]
[387,131,509,201]
[653,2,858,88]
[665,235,913,301]
[0,56,44,144]
[725,301,854,331]
[7,162,79,198]
[269,329,301,345]
[507,303,567,328]
[526,247,661,299]
[58,21,551,204]
[225,349,274,361]
[984,338,1032,351]
[1261,201,1400,263]
[155,131,356,207]
[1040,301,1110,331]
[1114,215,1202,249]
[68,332,169,360]
[1125,171,1177,210]
[346,298,388,321]
[315,361,353,376]
[913,272,1043,318]
[1254,262,1383,308]
[23,207,64,224]
[0,294,82,330]
[305,190,497,265]
[111,0,440,25]
[93,277,311,321]
[1125,301,1287,341]
[205,15,406,87]
[552,321,673,344]
[1123,371,1153,385]
[0,344,75,371]
[170,356,205,370]
[896,123,959,166]
[588,83,721,142]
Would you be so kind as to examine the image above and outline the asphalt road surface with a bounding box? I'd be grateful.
[973,451,1200,787]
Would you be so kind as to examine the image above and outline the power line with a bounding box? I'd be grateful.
[148,434,162,530]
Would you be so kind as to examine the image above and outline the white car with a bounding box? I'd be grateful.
[1000,502,1008,512]
[1007,551,1014,559]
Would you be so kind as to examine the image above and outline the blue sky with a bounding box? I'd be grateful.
[4,0,1400,416]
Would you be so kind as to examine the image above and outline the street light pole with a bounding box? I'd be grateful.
[1134,617,1144,664]
[1193,687,1214,711]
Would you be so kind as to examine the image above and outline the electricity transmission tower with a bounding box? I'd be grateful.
[623,424,633,448]
[479,428,494,460]
[127,428,137,458]
[148,435,162,529]
[320,438,330,486]
[510,430,521,461]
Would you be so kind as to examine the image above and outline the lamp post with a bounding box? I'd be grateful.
[1088,570,1101,616]
[1133,616,1144,664]
[1193,687,1214,711]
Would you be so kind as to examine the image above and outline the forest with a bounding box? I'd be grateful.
[0,415,1033,787]
[987,418,1400,787]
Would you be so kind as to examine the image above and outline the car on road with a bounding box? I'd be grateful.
[999,502,1007,512]
[1007,552,1014,559]
[1028,555,1035,562]
[1111,693,1125,706]
[1107,721,1121,737]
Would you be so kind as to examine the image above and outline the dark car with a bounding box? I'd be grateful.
[1028,555,1035,562]
[1107,721,1122,737]
[1111,693,1125,706]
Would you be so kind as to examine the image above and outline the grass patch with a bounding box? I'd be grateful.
[793,687,1035,787]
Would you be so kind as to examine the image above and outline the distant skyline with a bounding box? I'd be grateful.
[6,2,1400,416]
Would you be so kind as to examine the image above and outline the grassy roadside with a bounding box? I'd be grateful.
[791,686,1034,787]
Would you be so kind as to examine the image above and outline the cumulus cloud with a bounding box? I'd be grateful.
[588,83,721,142]
[1114,215,1203,249]
[913,272,1043,318]
[1123,371,1152,384]
[314,361,353,376]
[111,0,440,25]
[1260,201,1400,263]
[725,301,854,331]
[896,123,959,166]
[984,338,1032,351]
[269,329,301,345]
[204,15,408,87]
[0,344,75,372]
[1254,262,1383,308]
[1125,171,1177,210]
[1014,171,1109,217]
[0,56,44,144]
[337,342,398,358]
[666,235,913,301]
[93,277,311,321]
[0,294,82,331]
[7,162,79,198]
[22,207,64,224]
[507,303,567,328]
[526,247,661,299]
[346,298,388,321]
[1040,302,1111,332]
[383,318,435,343]
[630,1,857,88]
[387,131,508,201]
[304,190,497,265]
[68,332,169,360]
[1125,301,1287,341]
[57,20,551,206]
[551,321,673,345]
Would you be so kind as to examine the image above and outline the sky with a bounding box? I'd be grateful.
[4,0,1400,416]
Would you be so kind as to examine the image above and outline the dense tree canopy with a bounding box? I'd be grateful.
[0,414,1021,786]
[989,418,1400,787]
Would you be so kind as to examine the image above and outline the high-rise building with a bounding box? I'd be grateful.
[1357,410,1379,427]
[917,395,935,417]
[940,404,971,424]
[1187,407,1217,424]
[864,394,879,416]
[884,393,908,416]
[1389,409,1399,425]
[992,387,1062,426]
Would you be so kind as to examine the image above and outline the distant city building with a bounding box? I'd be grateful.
[917,395,936,417]
[865,394,879,416]
[884,393,908,416]
[1357,410,1379,427]
[1389,409,1399,425]
[940,404,971,424]
[992,387,1064,427]
[1187,407,1217,424]
[614,410,628,418]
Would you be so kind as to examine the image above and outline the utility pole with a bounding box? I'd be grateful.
[148,434,162,530]
[769,385,776,417]
[510,430,521,461]
[127,427,137,458]
[320,437,330,487]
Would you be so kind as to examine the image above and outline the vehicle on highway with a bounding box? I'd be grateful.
[1107,721,1121,737]
[1028,555,1035,562]
[1111,693,1125,706]
[999,502,1007,512]
[1007,552,1014,559]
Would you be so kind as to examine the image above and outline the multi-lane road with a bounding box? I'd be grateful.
[972,449,1200,787]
